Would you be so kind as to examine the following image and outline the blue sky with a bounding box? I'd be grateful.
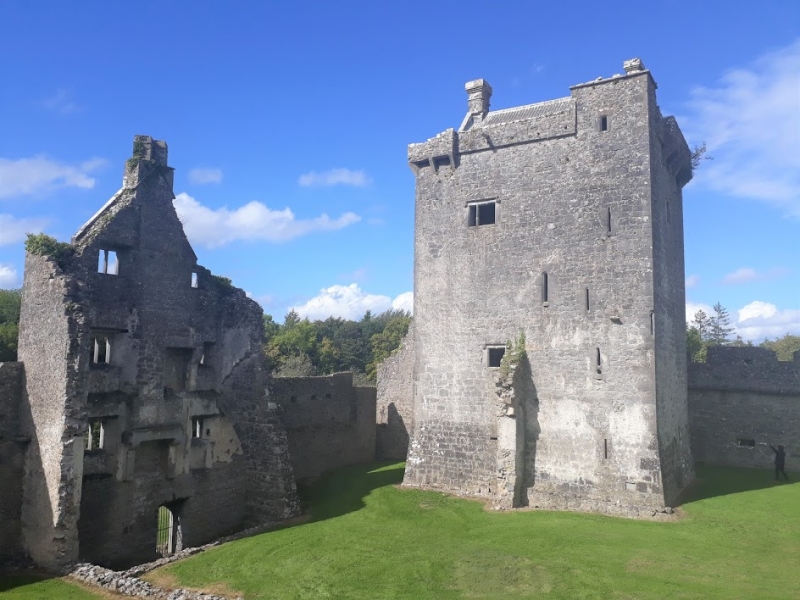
[0,1,797,340]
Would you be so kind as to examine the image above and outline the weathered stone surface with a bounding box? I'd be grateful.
[688,347,800,470]
[402,59,695,516]
[375,323,414,461]
[0,362,26,561]
[14,135,299,570]
[270,372,376,482]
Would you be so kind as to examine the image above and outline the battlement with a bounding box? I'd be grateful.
[689,346,800,396]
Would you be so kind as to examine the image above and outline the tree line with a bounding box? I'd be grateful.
[687,302,800,362]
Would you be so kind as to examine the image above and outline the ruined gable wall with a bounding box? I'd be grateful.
[406,71,668,516]
[0,362,25,561]
[271,372,376,482]
[376,322,414,461]
[17,254,90,569]
[688,347,800,470]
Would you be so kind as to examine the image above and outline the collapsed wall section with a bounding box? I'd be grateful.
[689,347,800,470]
[0,362,25,562]
[271,373,376,481]
[376,323,414,461]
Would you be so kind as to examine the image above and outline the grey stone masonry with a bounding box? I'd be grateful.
[16,135,299,570]
[403,59,695,516]
[688,347,800,470]
[270,372,376,482]
[376,323,415,461]
[0,362,26,561]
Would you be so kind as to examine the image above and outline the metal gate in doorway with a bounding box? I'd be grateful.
[156,505,174,556]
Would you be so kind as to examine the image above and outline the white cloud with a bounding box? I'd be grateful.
[685,274,700,289]
[0,156,106,200]
[736,301,800,340]
[0,214,48,246]
[723,266,789,284]
[188,168,223,185]
[683,39,800,216]
[291,284,412,321]
[0,264,18,288]
[298,168,370,187]
[41,89,79,114]
[391,291,414,314]
[173,192,360,248]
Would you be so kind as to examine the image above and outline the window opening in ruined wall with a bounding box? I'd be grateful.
[585,288,590,311]
[737,438,755,448]
[487,346,506,368]
[468,201,496,227]
[192,417,204,439]
[604,438,609,459]
[97,249,119,275]
[595,347,602,375]
[600,115,609,131]
[606,207,612,235]
[542,272,549,305]
[92,336,112,364]
[191,271,199,288]
[85,420,105,451]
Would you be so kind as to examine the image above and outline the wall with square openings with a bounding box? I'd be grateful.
[401,58,695,516]
[688,346,800,470]
[13,135,300,571]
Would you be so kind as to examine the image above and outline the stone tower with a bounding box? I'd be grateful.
[403,59,695,515]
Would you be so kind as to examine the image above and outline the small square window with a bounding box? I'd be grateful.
[468,201,496,227]
[487,346,505,368]
[86,420,105,450]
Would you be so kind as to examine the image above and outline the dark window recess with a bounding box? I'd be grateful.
[604,439,609,459]
[542,272,549,304]
[650,311,655,336]
[487,347,506,368]
[595,348,602,375]
[600,115,609,131]
[199,342,214,366]
[737,438,756,447]
[433,156,451,169]
[606,207,612,234]
[585,288,590,311]
[468,201,496,227]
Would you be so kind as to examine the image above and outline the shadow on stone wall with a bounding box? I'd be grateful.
[376,402,409,461]
[515,355,539,508]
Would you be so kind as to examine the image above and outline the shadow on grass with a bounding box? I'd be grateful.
[298,461,405,522]
[680,462,798,504]
[0,575,40,593]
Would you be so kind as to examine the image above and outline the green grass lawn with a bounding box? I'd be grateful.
[3,462,797,599]
[145,462,799,600]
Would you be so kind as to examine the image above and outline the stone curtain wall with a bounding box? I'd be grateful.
[688,347,800,470]
[0,362,25,561]
[376,323,414,461]
[271,373,376,482]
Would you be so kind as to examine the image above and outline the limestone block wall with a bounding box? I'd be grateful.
[405,65,692,516]
[271,373,376,481]
[688,347,800,470]
[0,362,25,561]
[376,323,414,461]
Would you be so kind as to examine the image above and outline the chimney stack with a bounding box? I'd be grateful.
[465,79,492,123]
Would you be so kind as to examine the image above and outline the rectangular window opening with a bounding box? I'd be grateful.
[585,288,590,311]
[191,272,199,289]
[468,201,496,227]
[604,438,608,459]
[92,336,112,364]
[542,272,549,304]
[97,249,119,275]
[86,420,105,451]
[192,417,204,439]
[607,207,612,234]
[737,438,755,448]
[487,347,506,368]
[650,311,655,337]
[595,347,602,375]
[600,115,609,131]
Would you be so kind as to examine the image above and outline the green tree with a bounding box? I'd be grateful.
[0,289,21,362]
[274,353,317,377]
[366,312,411,381]
[760,334,800,361]
[708,302,735,345]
